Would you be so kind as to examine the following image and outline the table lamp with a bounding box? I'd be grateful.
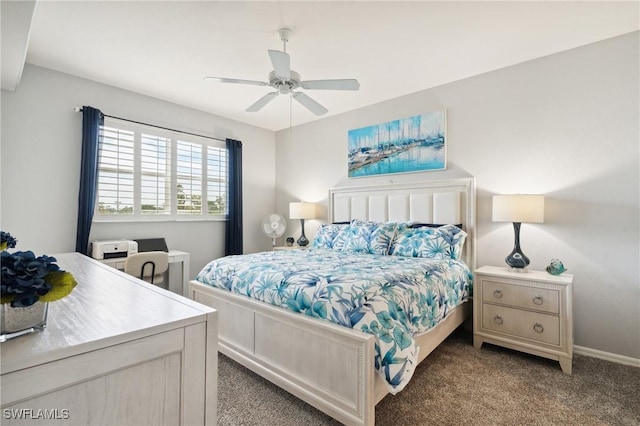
[289,202,316,247]
[492,194,544,269]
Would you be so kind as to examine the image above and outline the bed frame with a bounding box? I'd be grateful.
[189,178,476,425]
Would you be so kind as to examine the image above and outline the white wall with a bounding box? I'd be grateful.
[1,64,276,278]
[275,33,639,359]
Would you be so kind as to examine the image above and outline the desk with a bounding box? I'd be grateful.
[98,250,191,296]
[1,253,216,425]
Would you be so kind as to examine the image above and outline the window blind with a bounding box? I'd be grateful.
[207,146,227,215]
[95,119,227,221]
[97,126,134,214]
[140,134,171,214]
[176,140,203,215]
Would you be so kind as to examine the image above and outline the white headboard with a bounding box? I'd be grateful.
[329,178,476,269]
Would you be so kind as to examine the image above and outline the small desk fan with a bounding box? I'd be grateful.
[262,213,287,248]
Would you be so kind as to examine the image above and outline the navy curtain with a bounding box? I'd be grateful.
[75,106,104,255]
[225,138,243,255]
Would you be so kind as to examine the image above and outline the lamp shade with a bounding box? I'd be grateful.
[289,202,316,220]
[492,195,544,223]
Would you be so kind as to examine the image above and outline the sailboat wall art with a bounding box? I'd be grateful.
[348,110,446,178]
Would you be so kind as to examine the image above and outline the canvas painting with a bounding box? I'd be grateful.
[348,110,446,177]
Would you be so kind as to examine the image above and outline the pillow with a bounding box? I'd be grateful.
[311,223,348,249]
[367,221,398,255]
[337,219,398,255]
[390,224,467,260]
[330,223,353,251]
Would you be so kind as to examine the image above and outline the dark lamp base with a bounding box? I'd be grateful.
[297,236,309,247]
[505,250,530,269]
[297,218,309,247]
[505,222,530,269]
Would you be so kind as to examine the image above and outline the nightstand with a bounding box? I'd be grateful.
[273,245,306,251]
[473,265,574,374]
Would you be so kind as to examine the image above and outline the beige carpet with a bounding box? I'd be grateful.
[218,329,640,425]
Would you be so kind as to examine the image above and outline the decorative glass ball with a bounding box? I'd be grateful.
[546,259,567,275]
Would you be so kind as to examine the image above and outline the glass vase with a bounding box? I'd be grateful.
[0,301,49,342]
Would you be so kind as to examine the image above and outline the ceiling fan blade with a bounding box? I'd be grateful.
[246,92,279,112]
[300,79,360,91]
[204,77,268,86]
[268,50,291,80]
[292,92,328,116]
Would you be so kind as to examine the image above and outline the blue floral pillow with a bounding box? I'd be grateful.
[339,220,398,255]
[311,223,348,249]
[331,224,353,251]
[390,224,467,260]
[369,221,398,255]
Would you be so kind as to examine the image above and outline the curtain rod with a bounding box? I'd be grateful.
[74,107,226,143]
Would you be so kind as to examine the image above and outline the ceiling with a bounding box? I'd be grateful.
[6,1,640,131]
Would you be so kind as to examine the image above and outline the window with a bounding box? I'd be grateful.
[176,141,202,215]
[141,134,171,215]
[97,126,134,214]
[96,119,227,221]
[207,146,227,215]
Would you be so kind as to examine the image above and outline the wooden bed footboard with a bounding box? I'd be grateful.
[190,280,471,426]
[190,280,376,425]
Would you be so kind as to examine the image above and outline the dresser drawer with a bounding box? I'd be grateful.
[481,304,560,346]
[481,280,559,314]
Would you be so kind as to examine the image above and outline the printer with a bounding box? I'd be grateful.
[91,240,138,260]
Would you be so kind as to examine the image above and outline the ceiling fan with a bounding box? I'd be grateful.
[204,28,360,116]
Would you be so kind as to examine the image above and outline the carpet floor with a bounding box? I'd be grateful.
[217,329,639,425]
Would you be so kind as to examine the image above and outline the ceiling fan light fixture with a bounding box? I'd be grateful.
[269,70,300,90]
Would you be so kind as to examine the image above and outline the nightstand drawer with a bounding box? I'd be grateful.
[481,280,559,314]
[481,304,560,346]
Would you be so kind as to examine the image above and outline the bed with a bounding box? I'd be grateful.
[189,178,476,425]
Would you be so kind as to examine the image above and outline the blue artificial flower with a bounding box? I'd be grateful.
[0,232,76,308]
[1,250,57,307]
[0,231,17,250]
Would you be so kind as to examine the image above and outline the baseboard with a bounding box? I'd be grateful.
[574,345,640,368]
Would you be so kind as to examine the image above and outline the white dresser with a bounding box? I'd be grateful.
[473,265,574,374]
[1,253,217,425]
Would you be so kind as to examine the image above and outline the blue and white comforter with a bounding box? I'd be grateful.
[196,248,472,394]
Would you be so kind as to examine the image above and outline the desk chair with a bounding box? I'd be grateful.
[124,251,169,285]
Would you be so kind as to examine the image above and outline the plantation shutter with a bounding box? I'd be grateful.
[207,146,227,215]
[97,126,134,214]
[176,140,203,214]
[95,118,228,221]
[140,134,171,214]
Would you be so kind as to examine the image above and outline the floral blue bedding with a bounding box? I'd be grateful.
[196,248,472,394]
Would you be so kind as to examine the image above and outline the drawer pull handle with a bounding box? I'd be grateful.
[493,290,503,299]
[533,296,544,305]
[494,315,504,325]
[533,323,544,333]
